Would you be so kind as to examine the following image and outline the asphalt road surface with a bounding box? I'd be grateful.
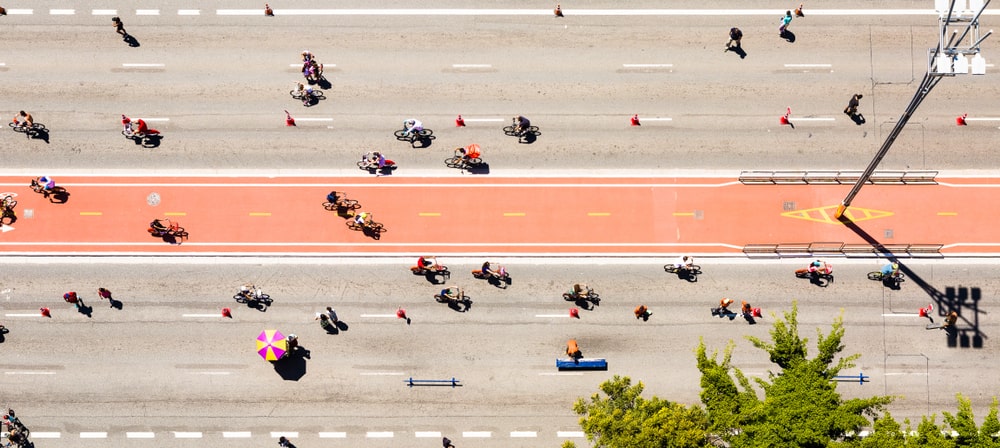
[2,2,1000,447]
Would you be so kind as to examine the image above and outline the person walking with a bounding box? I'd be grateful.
[844,94,863,116]
[63,291,84,309]
[941,311,959,330]
[325,306,338,324]
[98,287,114,307]
[725,27,743,51]
[779,10,793,35]
[264,3,274,16]
[634,304,652,321]
[0,5,7,16]
[554,4,563,17]
[112,16,128,38]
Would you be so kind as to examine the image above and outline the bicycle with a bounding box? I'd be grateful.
[868,271,905,284]
[502,125,538,137]
[664,264,702,281]
[444,155,482,170]
[148,219,189,239]
[394,128,434,144]
[29,179,67,201]
[0,196,16,223]
[322,199,361,212]
[347,219,385,237]
[289,89,325,102]
[9,121,46,139]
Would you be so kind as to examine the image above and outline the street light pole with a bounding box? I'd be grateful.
[834,0,990,219]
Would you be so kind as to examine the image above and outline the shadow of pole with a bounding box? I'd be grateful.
[838,215,985,348]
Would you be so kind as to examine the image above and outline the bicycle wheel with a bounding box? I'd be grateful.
[663,265,677,273]
[369,222,385,233]
[393,129,408,140]
[9,123,25,133]
[51,186,67,195]
[444,157,463,168]
[867,272,883,281]
[502,125,517,136]
[322,202,336,211]
[527,126,539,134]
[357,160,371,169]
[468,157,482,165]
[313,91,325,99]
[419,129,433,137]
[345,200,361,210]
[289,90,302,99]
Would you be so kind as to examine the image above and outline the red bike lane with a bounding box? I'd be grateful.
[0,176,995,255]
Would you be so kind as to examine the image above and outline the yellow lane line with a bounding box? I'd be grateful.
[588,212,611,217]
[418,212,441,217]
[249,212,272,217]
[673,212,695,216]
[937,212,958,216]
[164,212,187,216]
[503,212,526,217]
[79,212,102,216]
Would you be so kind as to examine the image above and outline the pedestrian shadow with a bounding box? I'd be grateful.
[727,47,748,59]
[711,308,738,320]
[109,298,124,310]
[316,78,332,90]
[124,34,140,47]
[334,321,349,332]
[273,348,309,381]
[781,30,796,42]
[849,113,866,125]
[76,303,93,318]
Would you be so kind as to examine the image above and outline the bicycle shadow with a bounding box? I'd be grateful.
[30,128,50,144]
[726,46,748,59]
[464,162,490,175]
[315,78,332,90]
[412,135,435,148]
[362,226,384,240]
[124,34,141,47]
[46,190,70,204]
[519,131,539,144]
[447,298,473,312]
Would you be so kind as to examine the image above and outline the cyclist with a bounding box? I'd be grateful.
[1,196,15,220]
[121,115,133,133]
[354,211,374,228]
[238,283,259,302]
[133,118,151,136]
[12,111,33,130]
[513,115,531,136]
[418,256,440,271]
[326,190,349,208]
[572,283,591,299]
[880,261,901,279]
[402,118,423,138]
[301,50,313,63]
[455,144,482,164]
[634,304,652,320]
[718,297,735,314]
[807,260,831,275]
[674,255,694,271]
[741,301,753,318]
[33,176,55,193]
[439,286,461,301]
[149,219,171,234]
[480,260,496,278]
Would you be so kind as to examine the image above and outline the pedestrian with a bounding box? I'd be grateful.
[112,16,127,38]
[794,3,804,17]
[844,94,862,116]
[278,435,291,447]
[779,10,792,35]
[725,27,743,51]
[941,311,958,330]
[317,313,333,331]
[63,291,84,309]
[264,3,274,16]
[443,436,456,447]
[326,306,338,323]
[0,5,6,16]
[634,304,652,321]
[554,4,563,17]
[98,287,114,307]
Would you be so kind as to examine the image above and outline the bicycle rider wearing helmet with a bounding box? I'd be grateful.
[513,115,530,135]
[37,176,55,191]
[150,219,170,233]
[354,211,374,228]
[880,261,900,278]
[402,118,423,137]
[13,111,33,129]
[674,255,693,271]
[455,144,481,163]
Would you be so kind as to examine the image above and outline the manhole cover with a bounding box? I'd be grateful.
[884,229,894,239]
[783,201,796,211]
[147,192,161,207]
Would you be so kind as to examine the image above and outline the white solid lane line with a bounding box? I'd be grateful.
[558,431,586,437]
[178,10,201,15]
[366,431,394,438]
[50,9,75,15]
[173,432,202,438]
[80,432,108,438]
[126,432,155,438]
[136,9,160,15]
[5,371,56,375]
[784,63,833,68]
[122,63,165,68]
[511,431,538,437]
[29,432,60,438]
[92,9,117,15]
[461,118,504,122]
[623,63,673,68]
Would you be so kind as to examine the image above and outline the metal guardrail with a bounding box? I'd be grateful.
[739,170,938,185]
[832,373,870,384]
[404,377,462,387]
[744,242,943,257]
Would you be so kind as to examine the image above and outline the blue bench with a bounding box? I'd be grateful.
[404,377,461,387]
[556,358,608,371]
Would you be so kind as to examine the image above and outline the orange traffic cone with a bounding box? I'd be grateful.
[284,110,296,127]
[919,303,933,317]
[569,308,580,318]
[455,115,466,127]
[396,308,407,319]
[40,307,51,317]
[554,4,564,17]
[222,307,232,318]
[794,4,804,17]
[956,113,967,126]
[264,3,274,16]
[752,308,762,318]
[780,107,791,125]
[630,114,641,126]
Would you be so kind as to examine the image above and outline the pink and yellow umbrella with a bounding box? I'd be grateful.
[256,329,287,361]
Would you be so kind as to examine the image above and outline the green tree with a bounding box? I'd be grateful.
[696,302,893,448]
[857,411,905,448]
[942,394,1000,448]
[572,375,708,448]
